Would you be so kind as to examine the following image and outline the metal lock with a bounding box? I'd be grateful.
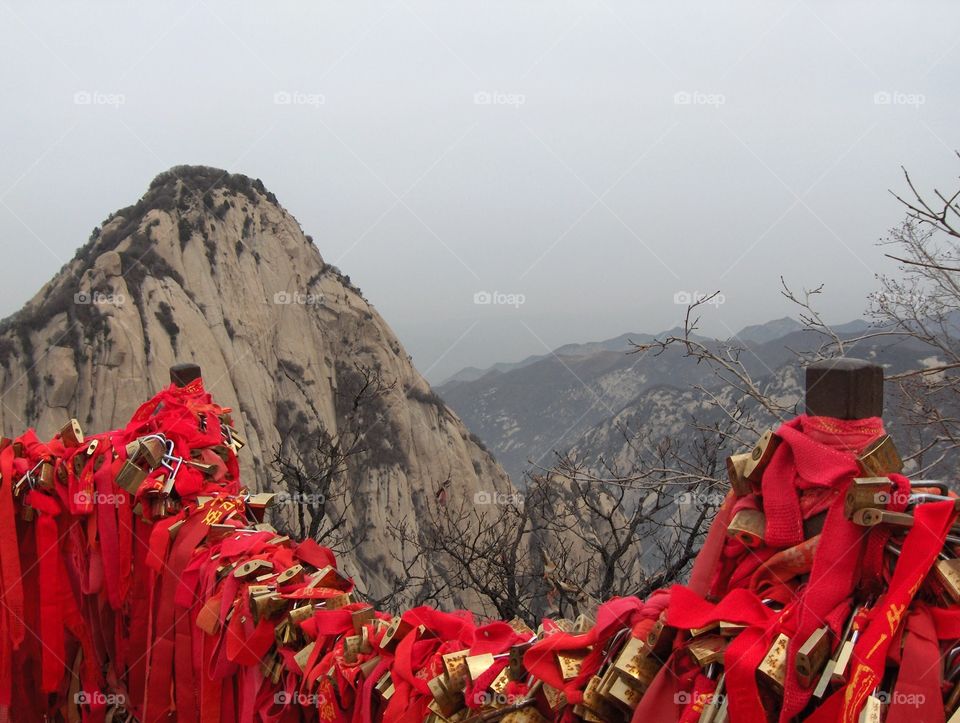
[233,559,274,580]
[937,558,960,603]
[508,642,531,681]
[59,419,84,448]
[844,477,892,519]
[757,633,790,693]
[857,434,903,477]
[246,492,277,523]
[726,453,753,497]
[115,460,148,494]
[276,564,305,587]
[135,436,167,469]
[687,635,726,668]
[351,605,375,635]
[343,634,362,664]
[310,565,352,591]
[375,671,395,700]
[442,649,470,692]
[465,653,495,684]
[324,593,352,610]
[582,675,617,721]
[859,691,884,723]
[852,508,914,529]
[613,637,660,687]
[606,673,644,711]
[294,641,316,672]
[726,509,765,548]
[427,673,464,717]
[37,462,54,491]
[380,617,413,652]
[742,429,780,482]
[556,649,589,681]
[795,626,830,688]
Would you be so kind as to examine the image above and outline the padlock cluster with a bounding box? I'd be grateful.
[3,376,960,722]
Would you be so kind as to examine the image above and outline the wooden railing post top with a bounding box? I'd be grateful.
[804,358,884,420]
[169,362,203,388]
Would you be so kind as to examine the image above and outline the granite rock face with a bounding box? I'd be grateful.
[0,166,513,600]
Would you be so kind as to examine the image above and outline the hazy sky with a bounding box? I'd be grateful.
[1,1,959,382]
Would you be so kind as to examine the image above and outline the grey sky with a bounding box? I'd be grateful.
[1,1,959,383]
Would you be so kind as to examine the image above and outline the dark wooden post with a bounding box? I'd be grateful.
[802,358,884,537]
[169,362,202,388]
[805,358,883,420]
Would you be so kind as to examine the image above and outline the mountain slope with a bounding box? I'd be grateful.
[0,165,512,598]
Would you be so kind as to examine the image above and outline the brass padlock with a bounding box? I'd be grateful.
[276,564,305,586]
[115,460,148,494]
[606,673,643,711]
[742,430,779,482]
[582,675,617,720]
[687,635,726,668]
[351,605,375,635]
[59,419,84,448]
[852,508,913,529]
[757,633,790,693]
[795,626,830,688]
[858,434,903,477]
[726,453,753,497]
[726,509,765,548]
[380,617,413,652]
[135,437,166,468]
[427,674,464,717]
[465,653,495,684]
[937,558,960,603]
[233,559,274,580]
[556,650,589,681]
[442,649,471,691]
[294,641,316,672]
[375,671,395,700]
[508,642,531,681]
[859,691,884,723]
[844,477,892,519]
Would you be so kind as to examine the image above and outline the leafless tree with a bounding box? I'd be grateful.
[270,360,396,555]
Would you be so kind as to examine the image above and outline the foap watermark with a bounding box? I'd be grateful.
[74,90,126,108]
[873,90,925,108]
[273,490,326,506]
[874,691,925,708]
[473,290,526,308]
[74,290,125,307]
[673,90,725,107]
[75,691,126,706]
[676,490,727,507]
[274,691,324,706]
[273,90,326,108]
[674,691,726,707]
[474,90,526,108]
[273,291,324,306]
[74,491,126,507]
[471,690,526,707]
[673,290,725,307]
[474,490,524,507]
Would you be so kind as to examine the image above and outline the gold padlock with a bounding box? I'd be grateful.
[427,674,464,717]
[59,419,84,448]
[442,649,471,691]
[351,605,375,635]
[233,559,274,580]
[687,635,726,667]
[857,434,903,477]
[757,633,790,693]
[795,626,830,688]
[465,653,495,684]
[294,641,316,672]
[937,558,960,603]
[742,430,780,482]
[380,617,413,652]
[115,460,148,494]
[726,453,753,497]
[556,650,589,681]
[844,477,892,519]
[276,564,305,586]
[726,509,765,548]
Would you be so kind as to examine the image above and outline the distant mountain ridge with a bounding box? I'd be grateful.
[436,316,896,482]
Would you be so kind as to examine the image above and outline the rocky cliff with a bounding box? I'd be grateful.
[0,165,513,599]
